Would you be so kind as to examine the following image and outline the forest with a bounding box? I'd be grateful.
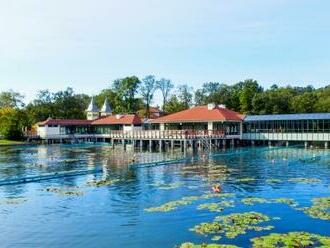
[0,75,329,140]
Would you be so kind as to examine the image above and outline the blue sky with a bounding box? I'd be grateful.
[0,0,330,103]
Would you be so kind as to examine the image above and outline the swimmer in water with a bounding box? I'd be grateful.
[212,184,221,193]
[272,159,276,164]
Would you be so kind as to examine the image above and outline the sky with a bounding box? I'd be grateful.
[0,0,330,104]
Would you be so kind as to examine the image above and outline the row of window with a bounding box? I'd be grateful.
[243,120,330,133]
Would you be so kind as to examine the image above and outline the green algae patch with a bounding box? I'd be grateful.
[302,197,330,220]
[44,187,84,196]
[266,179,282,184]
[0,197,27,205]
[145,193,235,213]
[178,242,239,248]
[237,178,256,183]
[87,178,120,187]
[251,232,330,248]
[241,197,269,205]
[288,177,321,184]
[190,212,274,239]
[197,201,234,212]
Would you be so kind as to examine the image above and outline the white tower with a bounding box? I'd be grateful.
[100,98,112,117]
[86,97,100,120]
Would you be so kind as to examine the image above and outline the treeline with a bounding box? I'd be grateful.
[0,76,329,140]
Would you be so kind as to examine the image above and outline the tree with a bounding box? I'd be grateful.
[140,75,156,118]
[290,92,317,113]
[112,76,141,113]
[0,107,27,140]
[0,90,24,108]
[239,79,263,114]
[163,95,186,114]
[178,84,193,109]
[156,78,174,110]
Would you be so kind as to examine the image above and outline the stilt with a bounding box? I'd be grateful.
[159,140,162,152]
[171,140,174,151]
[149,140,152,152]
[286,141,289,147]
[140,140,143,151]
[325,141,328,149]
[183,139,187,156]
[304,141,308,148]
[222,139,226,149]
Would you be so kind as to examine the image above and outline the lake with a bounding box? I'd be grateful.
[0,144,329,247]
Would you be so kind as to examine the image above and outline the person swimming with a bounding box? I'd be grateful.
[212,184,221,193]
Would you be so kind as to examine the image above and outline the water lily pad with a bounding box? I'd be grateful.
[251,232,330,247]
[179,243,239,248]
[288,178,321,184]
[302,197,330,220]
[190,212,274,239]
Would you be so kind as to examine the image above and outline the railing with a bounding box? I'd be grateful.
[108,129,226,139]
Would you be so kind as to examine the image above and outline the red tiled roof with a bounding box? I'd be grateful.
[92,114,142,125]
[152,105,244,123]
[37,118,92,126]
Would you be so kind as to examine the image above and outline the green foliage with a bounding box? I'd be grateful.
[156,78,174,110]
[191,212,274,239]
[25,87,90,123]
[112,76,141,113]
[179,243,239,248]
[302,197,330,220]
[0,90,25,108]
[251,232,330,248]
[163,95,187,114]
[140,75,156,117]
[0,107,27,140]
[178,84,193,109]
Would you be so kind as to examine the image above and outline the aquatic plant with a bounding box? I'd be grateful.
[151,182,183,190]
[0,197,27,205]
[145,193,235,213]
[241,197,268,205]
[179,243,239,248]
[44,187,84,196]
[266,179,282,184]
[272,198,298,207]
[211,236,221,241]
[288,177,321,184]
[191,212,274,239]
[198,201,234,212]
[251,232,330,247]
[87,178,120,187]
[237,178,256,182]
[302,197,330,220]
[145,199,192,212]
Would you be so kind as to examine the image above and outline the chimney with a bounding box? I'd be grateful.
[207,103,216,110]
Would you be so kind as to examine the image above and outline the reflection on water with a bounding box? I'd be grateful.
[0,144,330,247]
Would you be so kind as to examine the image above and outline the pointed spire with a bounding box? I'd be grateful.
[100,98,112,116]
[86,97,99,112]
